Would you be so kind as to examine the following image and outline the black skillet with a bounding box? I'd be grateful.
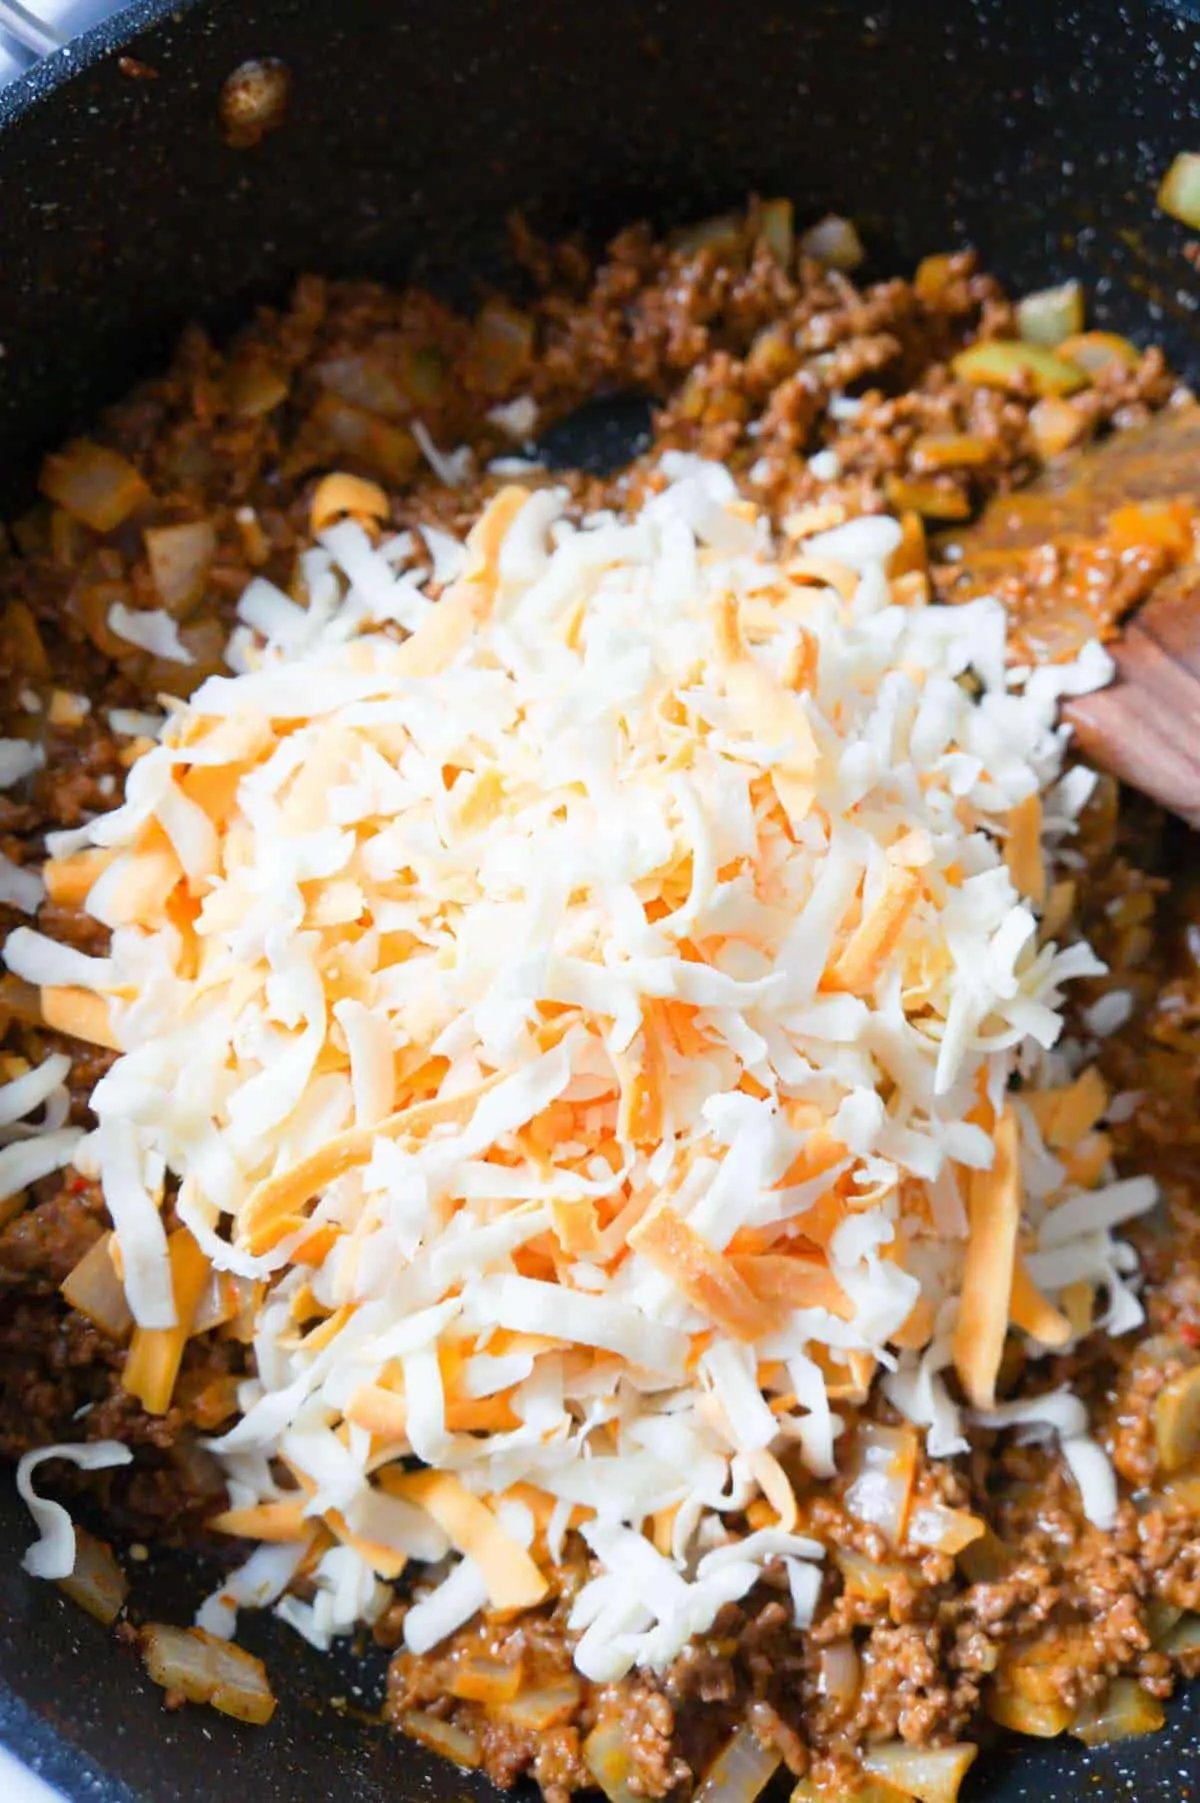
[2,0,1200,1796]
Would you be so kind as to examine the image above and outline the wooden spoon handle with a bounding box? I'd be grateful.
[1066,576,1200,831]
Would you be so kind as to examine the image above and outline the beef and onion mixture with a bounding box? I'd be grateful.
[3,202,1200,1803]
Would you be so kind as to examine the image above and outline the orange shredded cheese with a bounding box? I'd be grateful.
[828,867,922,995]
[1009,1255,1072,1349]
[309,472,390,537]
[953,1105,1022,1410]
[1004,793,1045,906]
[40,985,119,1050]
[629,1206,777,1343]
[382,1470,548,1611]
[123,1228,210,1415]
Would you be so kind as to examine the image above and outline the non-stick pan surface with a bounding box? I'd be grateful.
[0,0,1198,1796]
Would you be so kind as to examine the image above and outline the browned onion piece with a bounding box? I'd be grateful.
[140,1623,276,1724]
[309,392,420,483]
[843,1422,918,1544]
[951,340,1087,397]
[1016,280,1085,349]
[792,1777,912,1803]
[399,344,448,408]
[61,1231,133,1340]
[494,1678,582,1731]
[0,600,50,677]
[693,1721,781,1803]
[444,1653,522,1705]
[1058,331,1140,377]
[226,360,290,419]
[817,1638,862,1707]
[40,440,149,533]
[470,302,534,396]
[190,1269,253,1337]
[758,198,794,268]
[583,1719,642,1803]
[1154,1365,1200,1474]
[1159,152,1200,230]
[1164,1613,1200,1654]
[861,1742,978,1803]
[799,214,865,271]
[73,577,140,660]
[986,1684,1072,1737]
[835,1547,910,1600]
[1028,396,1090,459]
[669,212,745,260]
[57,1527,128,1626]
[144,521,217,616]
[1070,1678,1166,1746]
[400,1710,482,1768]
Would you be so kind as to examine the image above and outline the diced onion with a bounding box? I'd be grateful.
[693,1722,782,1803]
[1069,1678,1165,1746]
[994,1631,1090,1707]
[914,253,957,301]
[40,440,148,533]
[144,521,217,616]
[1145,1601,1183,1646]
[309,393,419,483]
[400,1710,482,1769]
[190,1269,252,1337]
[1159,152,1200,230]
[0,600,49,677]
[1163,1614,1200,1655]
[844,1422,918,1544]
[986,1683,1072,1737]
[669,212,745,259]
[793,1781,910,1803]
[445,1653,523,1705]
[140,1623,276,1724]
[57,1527,128,1626]
[1016,281,1085,349]
[61,1232,133,1340]
[584,1719,642,1803]
[792,1774,908,1803]
[799,214,865,271]
[758,198,794,268]
[1153,1365,1200,1474]
[905,1504,985,1556]
[816,1639,861,1707]
[226,360,289,419]
[1028,397,1088,459]
[861,1742,978,1803]
[495,1678,583,1730]
[951,340,1087,397]
[835,1548,908,1601]
[1058,331,1140,376]
[470,302,534,395]
[883,476,971,521]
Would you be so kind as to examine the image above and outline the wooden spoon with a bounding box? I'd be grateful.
[940,404,1200,828]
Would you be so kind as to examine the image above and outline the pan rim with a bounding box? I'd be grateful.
[0,0,204,132]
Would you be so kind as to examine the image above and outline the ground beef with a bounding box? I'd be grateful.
[2,204,1199,1796]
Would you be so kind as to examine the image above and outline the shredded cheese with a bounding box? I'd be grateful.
[3,453,1149,1674]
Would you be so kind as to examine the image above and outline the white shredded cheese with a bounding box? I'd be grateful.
[16,1441,133,1579]
[0,851,43,914]
[0,738,43,788]
[107,604,195,664]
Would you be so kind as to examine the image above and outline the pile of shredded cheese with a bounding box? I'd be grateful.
[5,455,1158,1677]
